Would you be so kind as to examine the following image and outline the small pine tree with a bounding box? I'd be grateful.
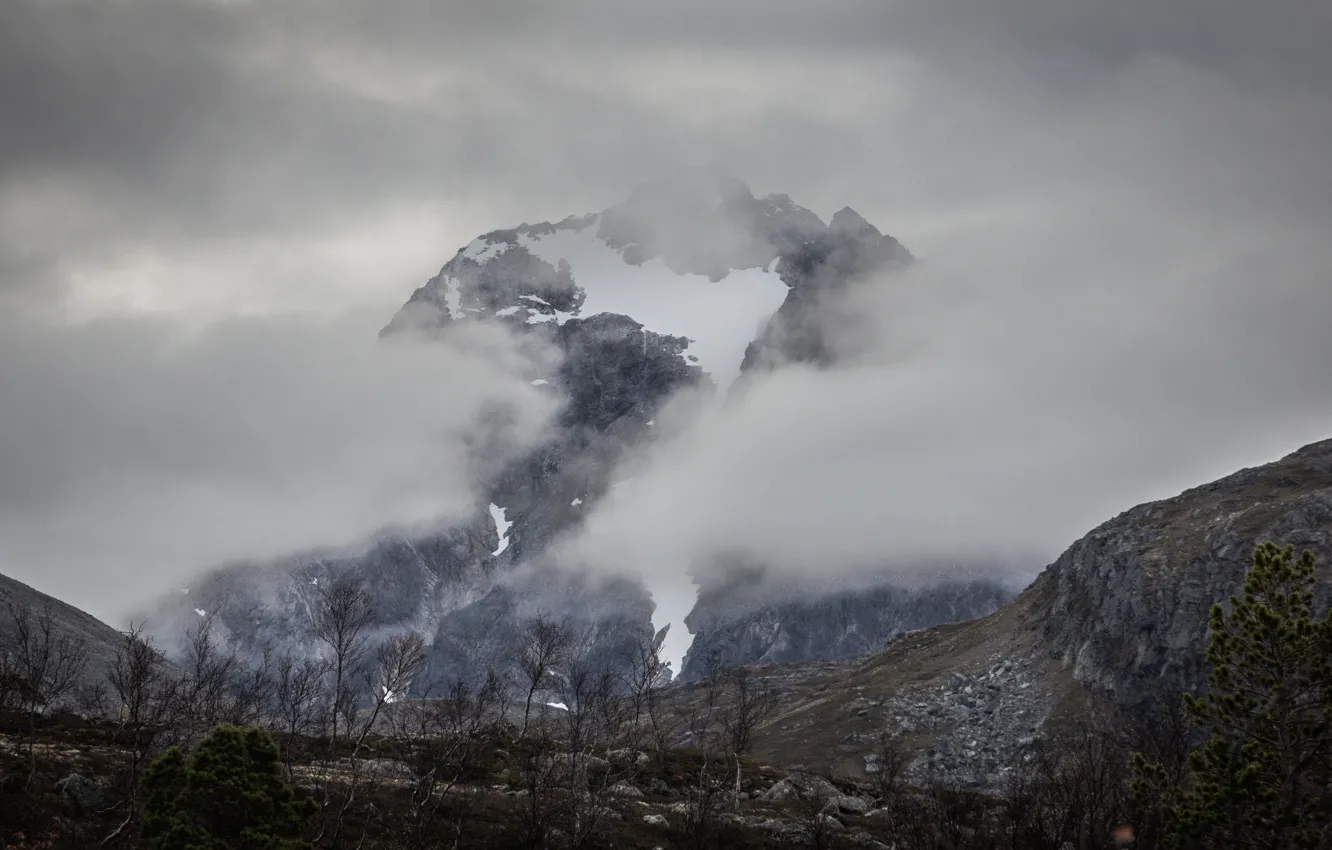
[142,724,316,850]
[1135,542,1332,849]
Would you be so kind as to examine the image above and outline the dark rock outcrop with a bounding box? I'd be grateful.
[680,572,1014,681]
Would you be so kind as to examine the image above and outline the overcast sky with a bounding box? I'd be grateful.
[2,0,1331,636]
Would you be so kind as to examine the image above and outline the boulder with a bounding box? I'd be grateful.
[55,774,104,815]
[824,794,872,815]
[758,772,840,803]
[609,781,645,799]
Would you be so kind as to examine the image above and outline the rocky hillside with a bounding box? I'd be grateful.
[720,437,1332,788]
[1037,437,1332,707]
[0,571,130,701]
[142,173,1005,687]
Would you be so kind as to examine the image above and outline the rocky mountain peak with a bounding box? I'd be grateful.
[147,175,943,692]
[828,206,880,238]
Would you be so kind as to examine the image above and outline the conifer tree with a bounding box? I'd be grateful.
[142,724,316,850]
[1136,542,1332,849]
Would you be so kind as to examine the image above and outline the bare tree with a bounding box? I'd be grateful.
[1125,691,1194,849]
[177,611,239,737]
[383,670,505,849]
[0,597,90,784]
[516,731,563,850]
[680,651,727,850]
[629,630,671,765]
[511,614,573,740]
[223,645,274,727]
[718,666,778,806]
[310,576,375,743]
[557,662,637,848]
[320,631,429,850]
[0,598,89,714]
[1002,720,1135,850]
[867,727,909,801]
[271,653,332,781]
[103,623,181,844]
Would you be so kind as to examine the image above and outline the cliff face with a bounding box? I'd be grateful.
[680,571,1014,681]
[1035,438,1332,707]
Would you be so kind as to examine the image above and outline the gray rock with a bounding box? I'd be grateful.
[605,748,648,769]
[55,774,105,815]
[681,574,1013,680]
[758,773,840,804]
[609,781,645,799]
[642,814,669,827]
[825,794,872,815]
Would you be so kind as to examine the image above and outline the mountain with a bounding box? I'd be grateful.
[712,437,1332,788]
[144,173,1003,688]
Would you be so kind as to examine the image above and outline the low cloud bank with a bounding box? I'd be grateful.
[0,309,558,623]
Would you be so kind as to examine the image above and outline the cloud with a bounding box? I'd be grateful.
[2,0,1330,659]
[0,307,558,623]
[549,22,1332,667]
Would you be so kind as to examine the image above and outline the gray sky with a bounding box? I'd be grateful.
[2,0,1331,633]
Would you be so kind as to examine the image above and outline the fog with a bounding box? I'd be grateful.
[0,307,557,620]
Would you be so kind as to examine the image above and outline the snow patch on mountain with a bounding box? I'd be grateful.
[440,275,463,318]
[489,503,512,556]
[518,221,788,392]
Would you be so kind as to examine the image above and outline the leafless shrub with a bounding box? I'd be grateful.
[271,652,331,780]
[0,596,90,787]
[381,671,505,849]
